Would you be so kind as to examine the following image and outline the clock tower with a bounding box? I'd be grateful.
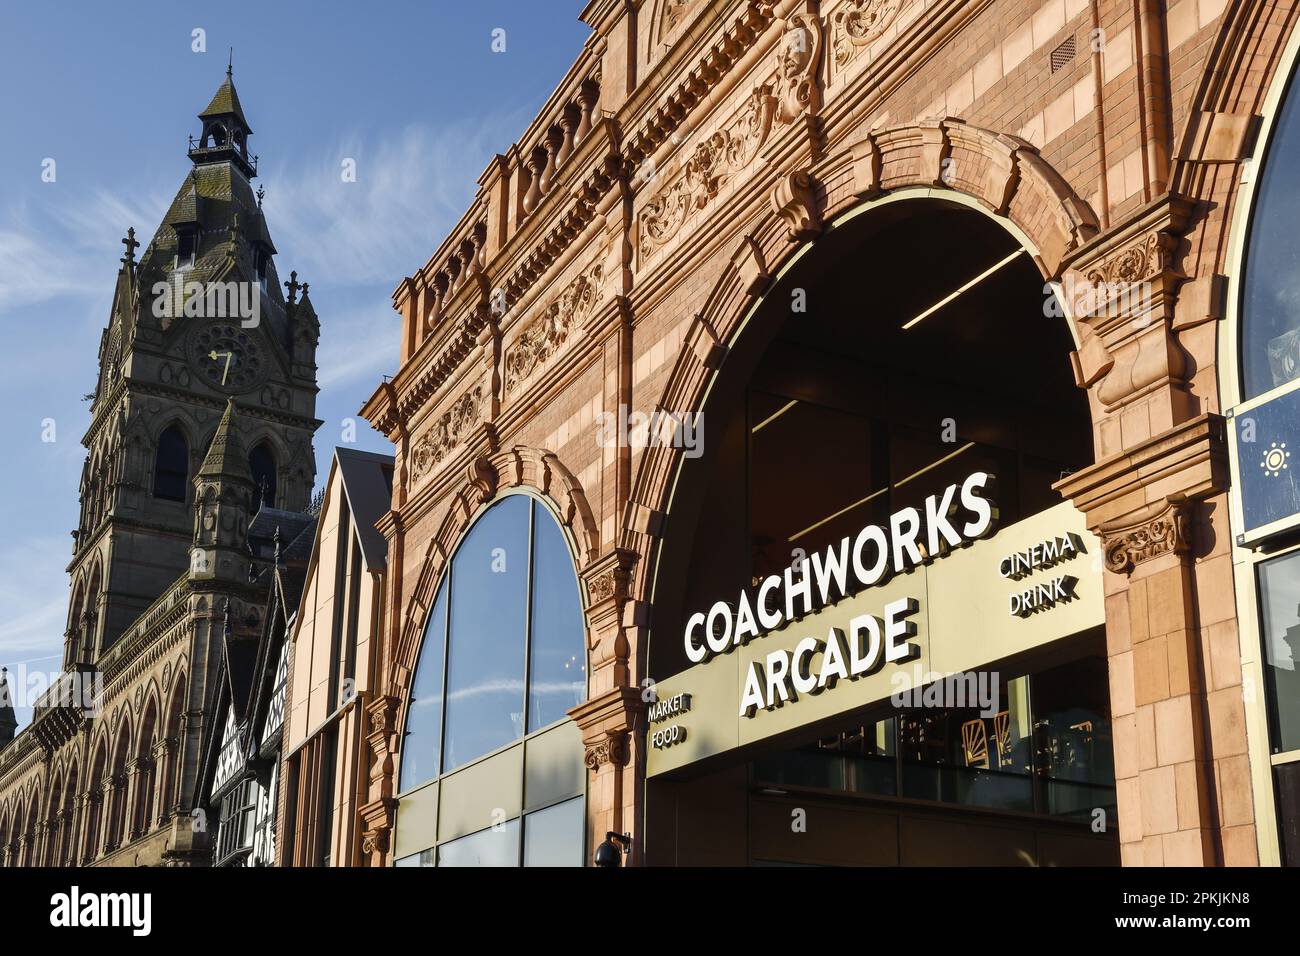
[65,67,321,665]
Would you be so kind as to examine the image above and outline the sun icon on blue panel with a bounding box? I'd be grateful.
[1261,441,1291,477]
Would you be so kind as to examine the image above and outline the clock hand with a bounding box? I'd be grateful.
[208,350,234,385]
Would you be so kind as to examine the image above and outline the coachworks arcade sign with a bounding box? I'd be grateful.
[646,473,1104,776]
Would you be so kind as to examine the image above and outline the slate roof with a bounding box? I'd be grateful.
[334,448,395,572]
[247,506,315,549]
[199,69,252,133]
[132,77,291,346]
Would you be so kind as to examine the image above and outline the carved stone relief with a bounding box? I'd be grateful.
[776,11,824,123]
[637,86,776,261]
[408,386,483,483]
[503,258,606,394]
[832,0,901,68]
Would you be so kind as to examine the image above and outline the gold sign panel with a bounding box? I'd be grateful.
[646,501,1102,777]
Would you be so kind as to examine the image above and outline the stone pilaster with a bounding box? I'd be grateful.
[568,685,643,865]
[1057,187,1248,865]
[359,693,401,867]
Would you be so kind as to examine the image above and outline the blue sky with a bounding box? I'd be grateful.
[0,1,589,724]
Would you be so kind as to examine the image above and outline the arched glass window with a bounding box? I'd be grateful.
[152,425,189,501]
[249,442,276,510]
[395,494,587,867]
[1242,65,1300,399]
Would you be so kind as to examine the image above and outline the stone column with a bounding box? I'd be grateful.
[98,775,122,857]
[55,808,72,867]
[152,737,176,828]
[33,821,49,868]
[358,693,400,868]
[75,791,97,865]
[126,756,153,840]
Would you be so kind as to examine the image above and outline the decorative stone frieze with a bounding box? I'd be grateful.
[637,86,777,262]
[831,0,901,67]
[407,386,484,484]
[504,260,605,394]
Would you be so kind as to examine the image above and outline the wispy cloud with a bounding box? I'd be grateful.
[261,113,528,288]
[0,190,170,314]
[0,535,72,659]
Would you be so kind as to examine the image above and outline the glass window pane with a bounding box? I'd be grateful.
[899,674,1034,812]
[1274,761,1300,867]
[1030,657,1117,820]
[443,495,530,770]
[1243,72,1300,398]
[1257,551,1300,752]
[752,720,896,796]
[399,579,448,791]
[437,819,520,867]
[394,848,434,867]
[528,502,586,732]
[523,797,584,867]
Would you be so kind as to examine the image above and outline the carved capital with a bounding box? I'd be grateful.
[584,734,629,771]
[1100,496,1192,575]
[570,686,643,772]
[358,796,397,864]
[360,827,390,856]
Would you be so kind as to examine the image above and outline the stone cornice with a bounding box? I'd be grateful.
[1054,413,1229,528]
[496,120,626,315]
[620,1,781,168]
[385,310,491,437]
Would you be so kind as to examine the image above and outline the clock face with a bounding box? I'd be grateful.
[188,321,267,394]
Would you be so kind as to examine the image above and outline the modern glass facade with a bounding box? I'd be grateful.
[393,493,587,867]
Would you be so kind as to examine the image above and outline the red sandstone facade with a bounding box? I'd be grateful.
[357,0,1300,866]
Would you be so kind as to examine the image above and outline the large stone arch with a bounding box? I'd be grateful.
[386,444,599,708]
[623,120,1100,603]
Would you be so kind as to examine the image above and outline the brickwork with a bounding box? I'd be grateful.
[359,0,1300,866]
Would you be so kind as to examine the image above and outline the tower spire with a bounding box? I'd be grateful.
[198,398,252,483]
[0,668,17,750]
[188,68,256,178]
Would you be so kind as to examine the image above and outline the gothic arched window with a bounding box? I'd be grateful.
[249,442,276,510]
[152,426,189,502]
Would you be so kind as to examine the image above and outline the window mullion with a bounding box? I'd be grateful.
[437,568,453,783]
